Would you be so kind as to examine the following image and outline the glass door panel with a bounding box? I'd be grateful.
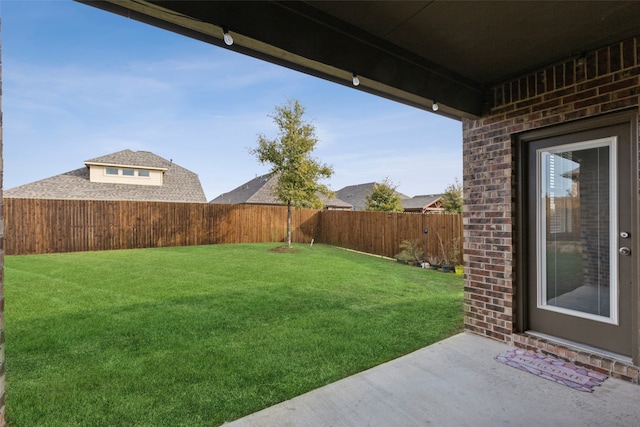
[537,138,617,324]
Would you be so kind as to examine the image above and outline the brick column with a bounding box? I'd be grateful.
[462,116,515,343]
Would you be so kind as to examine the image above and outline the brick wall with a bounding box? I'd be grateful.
[462,37,640,383]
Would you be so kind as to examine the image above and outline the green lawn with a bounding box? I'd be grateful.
[5,243,463,426]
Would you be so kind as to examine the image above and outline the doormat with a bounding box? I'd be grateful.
[494,349,608,392]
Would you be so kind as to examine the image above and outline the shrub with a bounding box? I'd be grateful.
[395,239,424,263]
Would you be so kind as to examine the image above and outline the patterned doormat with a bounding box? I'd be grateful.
[495,349,608,392]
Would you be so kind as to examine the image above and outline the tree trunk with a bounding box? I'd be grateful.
[286,201,292,248]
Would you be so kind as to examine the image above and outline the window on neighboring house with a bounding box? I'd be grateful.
[106,167,119,175]
[122,169,135,176]
[138,170,150,177]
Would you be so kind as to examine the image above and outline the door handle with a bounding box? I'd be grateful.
[619,247,631,256]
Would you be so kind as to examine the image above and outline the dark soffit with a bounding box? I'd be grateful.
[77,1,640,120]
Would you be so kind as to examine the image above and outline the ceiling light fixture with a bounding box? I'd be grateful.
[223,28,234,46]
[352,73,360,87]
[432,101,439,112]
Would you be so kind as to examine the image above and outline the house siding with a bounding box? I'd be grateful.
[463,36,640,383]
[89,165,164,186]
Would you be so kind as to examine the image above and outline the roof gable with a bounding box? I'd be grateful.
[403,194,444,212]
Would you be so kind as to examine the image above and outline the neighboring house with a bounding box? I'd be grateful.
[335,182,409,211]
[210,173,352,210]
[4,149,207,202]
[402,194,444,214]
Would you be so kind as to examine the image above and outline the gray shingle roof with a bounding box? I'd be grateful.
[335,182,409,211]
[5,150,207,203]
[210,173,352,209]
[210,174,279,204]
[402,194,444,211]
[85,150,170,169]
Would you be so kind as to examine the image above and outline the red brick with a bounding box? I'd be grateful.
[611,373,634,382]
[463,37,640,379]
[613,362,627,374]
[586,51,598,79]
[622,38,635,69]
[545,68,555,92]
[565,60,576,86]
[598,47,610,75]
[610,43,622,73]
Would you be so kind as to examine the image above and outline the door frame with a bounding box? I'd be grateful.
[515,109,639,364]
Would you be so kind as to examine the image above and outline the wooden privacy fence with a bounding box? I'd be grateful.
[318,210,463,262]
[3,198,463,261]
[3,199,319,255]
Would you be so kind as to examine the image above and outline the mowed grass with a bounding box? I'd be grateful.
[5,243,463,426]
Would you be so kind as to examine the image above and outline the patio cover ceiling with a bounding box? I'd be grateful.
[79,1,640,120]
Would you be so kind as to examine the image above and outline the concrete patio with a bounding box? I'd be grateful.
[226,333,640,426]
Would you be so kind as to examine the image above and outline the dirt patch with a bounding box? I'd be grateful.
[268,246,300,254]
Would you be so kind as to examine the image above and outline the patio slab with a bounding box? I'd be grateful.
[225,332,640,426]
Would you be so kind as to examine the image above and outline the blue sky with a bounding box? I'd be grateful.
[2,0,462,201]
